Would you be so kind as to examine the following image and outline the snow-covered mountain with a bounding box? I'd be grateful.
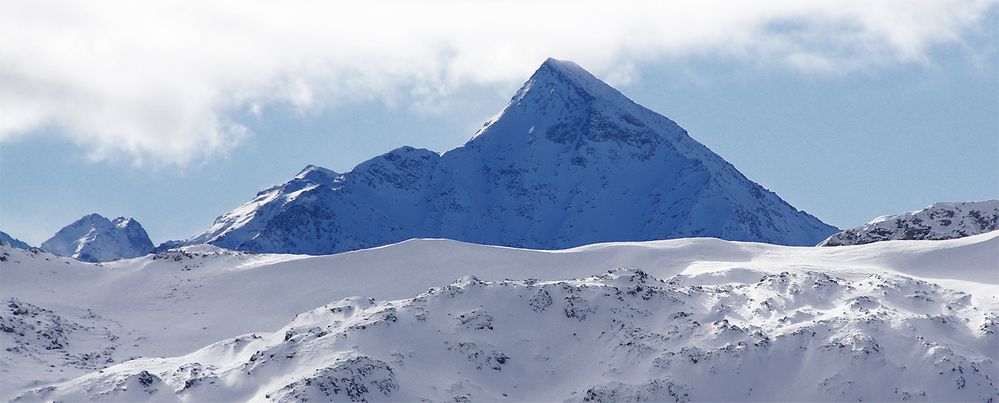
[40,214,154,262]
[0,231,30,250]
[184,58,836,254]
[820,200,999,246]
[3,233,997,401]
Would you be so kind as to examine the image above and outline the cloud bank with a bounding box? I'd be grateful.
[0,0,995,165]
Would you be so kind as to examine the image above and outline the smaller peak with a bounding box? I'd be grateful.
[113,217,142,229]
[294,164,339,183]
[383,146,438,159]
[297,164,330,175]
[74,213,112,226]
[385,145,417,155]
[353,146,440,173]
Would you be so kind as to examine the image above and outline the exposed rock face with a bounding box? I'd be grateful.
[820,200,999,246]
[41,214,154,262]
[184,58,836,254]
[1,298,121,376]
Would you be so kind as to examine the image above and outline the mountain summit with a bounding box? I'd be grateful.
[41,214,154,262]
[185,58,837,254]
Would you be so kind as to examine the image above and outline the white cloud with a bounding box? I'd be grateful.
[0,0,995,165]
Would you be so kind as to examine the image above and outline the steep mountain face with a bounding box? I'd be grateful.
[41,214,154,262]
[0,231,30,250]
[820,200,999,246]
[187,58,836,254]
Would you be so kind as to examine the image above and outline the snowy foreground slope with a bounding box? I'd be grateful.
[821,200,999,246]
[2,233,998,401]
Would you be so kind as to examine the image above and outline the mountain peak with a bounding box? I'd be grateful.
[515,58,629,106]
[41,214,153,262]
[538,57,589,79]
[80,213,111,223]
[294,164,339,184]
[470,57,687,156]
[183,59,836,254]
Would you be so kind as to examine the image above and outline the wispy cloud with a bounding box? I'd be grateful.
[0,0,995,165]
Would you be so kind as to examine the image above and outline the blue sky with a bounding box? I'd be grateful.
[1,1,997,245]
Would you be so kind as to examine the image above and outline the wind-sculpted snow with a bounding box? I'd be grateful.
[820,200,999,246]
[183,58,836,254]
[14,269,998,402]
[40,213,154,262]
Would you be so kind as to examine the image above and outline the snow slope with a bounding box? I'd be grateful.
[40,214,154,262]
[820,200,999,246]
[183,58,836,254]
[2,232,997,401]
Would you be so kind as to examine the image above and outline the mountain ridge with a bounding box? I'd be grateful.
[181,58,837,254]
[820,200,999,246]
[0,230,31,250]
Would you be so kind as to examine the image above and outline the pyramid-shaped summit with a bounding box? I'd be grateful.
[184,58,838,254]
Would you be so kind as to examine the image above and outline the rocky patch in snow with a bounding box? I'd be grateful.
[0,299,123,391]
[820,200,999,246]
